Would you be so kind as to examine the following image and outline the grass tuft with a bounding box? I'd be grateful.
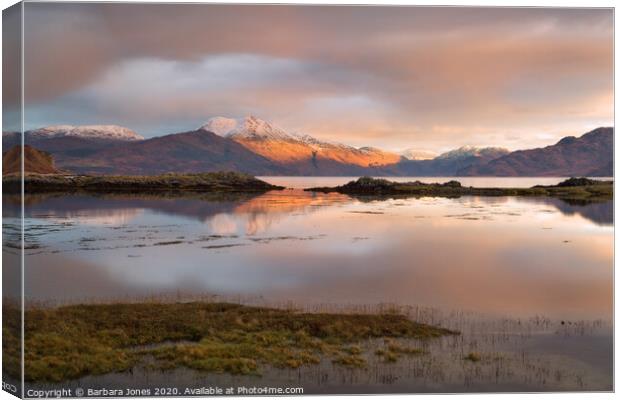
[464,352,481,362]
[3,301,457,382]
[375,339,425,363]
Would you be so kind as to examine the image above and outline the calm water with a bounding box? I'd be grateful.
[4,177,612,320]
[3,177,613,392]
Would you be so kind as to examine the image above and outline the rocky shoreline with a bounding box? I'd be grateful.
[306,177,613,202]
[2,172,284,194]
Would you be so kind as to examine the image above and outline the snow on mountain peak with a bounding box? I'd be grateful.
[29,125,144,141]
[202,116,294,141]
[200,117,239,136]
[290,132,325,146]
[437,146,509,160]
[196,115,404,166]
[234,116,292,141]
[400,149,438,161]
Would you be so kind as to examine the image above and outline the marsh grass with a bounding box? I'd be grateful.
[374,338,426,363]
[464,352,482,362]
[5,301,457,383]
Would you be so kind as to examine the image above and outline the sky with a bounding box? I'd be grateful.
[10,4,614,153]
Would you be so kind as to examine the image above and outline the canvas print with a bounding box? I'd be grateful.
[1,2,614,397]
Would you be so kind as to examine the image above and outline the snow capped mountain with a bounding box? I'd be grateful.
[231,116,292,141]
[290,132,325,147]
[200,115,402,167]
[437,145,509,160]
[359,146,388,155]
[203,116,356,149]
[400,149,438,161]
[27,125,144,141]
[202,116,295,141]
[200,117,239,136]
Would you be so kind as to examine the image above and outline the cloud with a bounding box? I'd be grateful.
[20,4,613,151]
[25,54,383,135]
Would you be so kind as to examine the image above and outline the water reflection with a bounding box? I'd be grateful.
[545,198,613,226]
[10,188,612,321]
[5,190,612,226]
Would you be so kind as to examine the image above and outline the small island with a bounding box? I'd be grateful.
[2,171,284,194]
[306,177,613,202]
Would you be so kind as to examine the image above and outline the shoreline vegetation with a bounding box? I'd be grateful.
[2,172,283,194]
[3,173,612,202]
[306,177,613,202]
[2,301,457,383]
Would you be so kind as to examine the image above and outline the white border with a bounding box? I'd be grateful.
[0,1,616,400]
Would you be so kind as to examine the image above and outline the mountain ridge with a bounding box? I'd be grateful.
[2,120,613,177]
[54,128,288,175]
[25,125,144,141]
[458,127,613,176]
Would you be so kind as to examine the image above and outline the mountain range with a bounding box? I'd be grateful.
[459,127,613,177]
[2,117,613,177]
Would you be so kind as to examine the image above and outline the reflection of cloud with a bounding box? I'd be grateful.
[233,218,612,320]
[208,213,238,235]
[244,214,271,236]
[20,189,612,321]
[42,208,143,226]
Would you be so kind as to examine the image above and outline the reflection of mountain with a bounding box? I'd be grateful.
[14,190,347,231]
[545,198,613,226]
[234,190,348,214]
[13,188,611,228]
[330,191,613,226]
[15,193,254,223]
[232,190,349,235]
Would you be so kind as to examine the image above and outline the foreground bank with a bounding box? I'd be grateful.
[3,301,456,383]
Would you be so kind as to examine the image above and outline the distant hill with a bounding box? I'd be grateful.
[3,125,146,170]
[459,127,613,176]
[3,145,60,174]
[436,146,510,162]
[400,148,438,161]
[56,128,288,175]
[26,125,144,141]
[385,146,509,176]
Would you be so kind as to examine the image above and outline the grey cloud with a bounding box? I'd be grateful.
[21,4,613,151]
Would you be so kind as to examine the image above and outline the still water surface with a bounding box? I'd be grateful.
[5,177,611,320]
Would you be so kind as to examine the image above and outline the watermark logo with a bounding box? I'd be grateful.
[2,381,17,394]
